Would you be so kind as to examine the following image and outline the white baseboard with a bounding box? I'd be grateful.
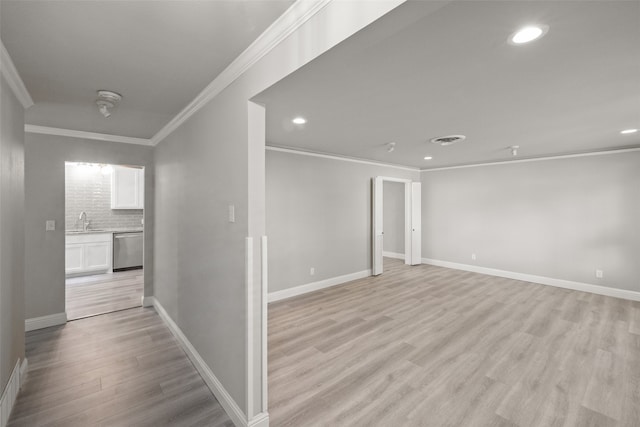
[383,251,405,260]
[25,312,67,332]
[248,412,269,427]
[19,359,28,388]
[422,258,640,302]
[268,269,372,303]
[150,297,258,427]
[1,358,25,427]
[141,296,154,307]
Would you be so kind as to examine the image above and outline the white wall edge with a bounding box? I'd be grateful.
[420,147,640,172]
[25,312,67,332]
[0,358,22,427]
[269,269,372,303]
[24,125,153,146]
[383,251,405,260]
[150,297,251,427]
[245,237,254,419]
[0,41,34,109]
[150,0,333,145]
[267,145,420,172]
[422,258,640,302]
[141,296,154,307]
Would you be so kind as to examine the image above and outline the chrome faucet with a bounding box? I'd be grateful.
[79,211,90,232]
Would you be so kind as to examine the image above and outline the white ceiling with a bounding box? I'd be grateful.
[254,1,640,169]
[1,0,294,138]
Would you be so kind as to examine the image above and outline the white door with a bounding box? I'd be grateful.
[65,244,84,274]
[411,182,422,265]
[112,166,141,209]
[84,242,111,272]
[372,177,384,275]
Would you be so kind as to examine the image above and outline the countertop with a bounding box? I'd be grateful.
[65,228,144,235]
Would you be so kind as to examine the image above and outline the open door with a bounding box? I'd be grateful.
[372,177,384,275]
[411,182,422,265]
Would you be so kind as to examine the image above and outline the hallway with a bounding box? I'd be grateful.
[8,308,232,426]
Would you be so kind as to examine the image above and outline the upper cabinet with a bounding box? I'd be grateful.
[111,166,144,209]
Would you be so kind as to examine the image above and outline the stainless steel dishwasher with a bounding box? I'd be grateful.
[113,232,143,271]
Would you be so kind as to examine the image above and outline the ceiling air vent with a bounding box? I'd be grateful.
[429,135,466,146]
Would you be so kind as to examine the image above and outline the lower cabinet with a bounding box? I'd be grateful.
[65,233,112,276]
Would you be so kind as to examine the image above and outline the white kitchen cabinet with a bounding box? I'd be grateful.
[65,233,112,276]
[111,166,144,209]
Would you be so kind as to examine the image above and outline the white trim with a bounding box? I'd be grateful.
[245,237,254,420]
[19,359,28,388]
[25,312,67,332]
[0,358,25,427]
[248,412,270,427]
[383,251,405,260]
[422,258,640,302]
[150,297,250,426]
[0,41,34,109]
[421,147,640,172]
[24,125,153,146]
[260,236,268,413]
[141,296,154,308]
[150,0,332,145]
[267,145,420,172]
[268,269,372,303]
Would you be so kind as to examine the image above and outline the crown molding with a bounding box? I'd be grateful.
[0,40,34,109]
[420,147,640,172]
[150,0,333,146]
[25,125,153,146]
[266,145,420,172]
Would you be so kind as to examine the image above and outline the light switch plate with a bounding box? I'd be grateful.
[228,205,235,223]
[46,220,56,231]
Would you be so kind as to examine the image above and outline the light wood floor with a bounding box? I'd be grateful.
[269,257,640,426]
[8,308,233,427]
[66,269,143,320]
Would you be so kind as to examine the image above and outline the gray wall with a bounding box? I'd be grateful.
[24,133,154,319]
[152,1,408,416]
[266,150,419,293]
[421,151,640,292]
[65,163,143,231]
[383,181,405,254]
[0,74,25,393]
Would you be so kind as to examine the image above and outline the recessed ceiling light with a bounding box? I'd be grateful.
[292,117,306,124]
[509,25,548,45]
[620,128,638,134]
[424,156,433,160]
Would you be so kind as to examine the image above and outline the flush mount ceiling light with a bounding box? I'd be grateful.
[423,156,433,160]
[430,135,466,146]
[509,25,549,45]
[387,142,396,153]
[292,117,307,125]
[96,90,122,118]
[620,128,638,134]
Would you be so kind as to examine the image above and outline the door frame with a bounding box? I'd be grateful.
[372,176,421,275]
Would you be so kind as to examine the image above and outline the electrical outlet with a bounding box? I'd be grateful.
[45,220,55,231]
[310,267,315,276]
[595,269,604,279]
[471,253,477,261]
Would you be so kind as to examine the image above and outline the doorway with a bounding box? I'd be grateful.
[372,176,421,275]
[64,162,145,320]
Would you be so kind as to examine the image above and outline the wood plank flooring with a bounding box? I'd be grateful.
[66,269,143,320]
[268,257,640,426]
[7,307,233,427]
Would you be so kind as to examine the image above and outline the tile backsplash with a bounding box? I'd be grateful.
[65,163,143,231]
